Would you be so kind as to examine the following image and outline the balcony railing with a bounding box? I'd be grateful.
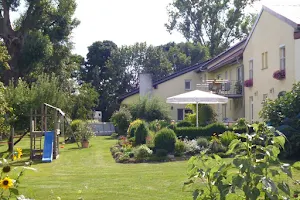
[197,80,243,98]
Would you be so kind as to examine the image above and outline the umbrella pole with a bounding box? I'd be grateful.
[196,102,199,128]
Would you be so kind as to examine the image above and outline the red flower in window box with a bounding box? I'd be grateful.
[273,69,285,80]
[244,79,253,87]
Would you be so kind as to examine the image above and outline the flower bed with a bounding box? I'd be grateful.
[110,132,239,163]
[273,69,285,80]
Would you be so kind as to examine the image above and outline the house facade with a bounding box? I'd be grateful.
[120,42,245,122]
[120,3,300,123]
[120,63,208,121]
[243,4,300,122]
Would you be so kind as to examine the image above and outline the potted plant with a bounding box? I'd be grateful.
[273,69,285,80]
[71,120,95,148]
[234,81,243,94]
[244,79,253,87]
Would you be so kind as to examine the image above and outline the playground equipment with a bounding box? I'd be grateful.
[30,103,66,162]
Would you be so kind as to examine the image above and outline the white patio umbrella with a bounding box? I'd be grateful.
[166,90,228,127]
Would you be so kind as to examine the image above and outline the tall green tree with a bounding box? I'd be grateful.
[165,0,257,56]
[0,0,79,84]
[117,42,173,88]
[80,40,118,121]
[81,40,118,89]
[160,42,209,71]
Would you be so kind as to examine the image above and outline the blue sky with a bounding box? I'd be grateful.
[10,0,281,57]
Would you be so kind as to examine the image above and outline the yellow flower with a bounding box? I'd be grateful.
[17,153,22,159]
[0,177,13,189]
[16,148,22,153]
[12,155,17,161]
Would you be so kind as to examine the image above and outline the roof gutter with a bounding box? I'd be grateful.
[295,27,300,39]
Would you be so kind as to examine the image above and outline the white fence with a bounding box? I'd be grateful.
[89,122,115,136]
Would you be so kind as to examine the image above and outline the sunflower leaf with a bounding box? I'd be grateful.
[9,188,19,195]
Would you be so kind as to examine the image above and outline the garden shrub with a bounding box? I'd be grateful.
[183,139,201,155]
[117,154,130,163]
[155,149,168,157]
[219,131,237,147]
[174,140,186,156]
[196,137,209,148]
[148,120,169,132]
[176,120,193,128]
[110,133,118,139]
[110,107,132,136]
[129,96,170,122]
[71,119,84,132]
[134,121,149,145]
[146,131,155,149]
[185,104,217,126]
[133,145,153,160]
[71,120,94,142]
[209,140,227,153]
[154,128,177,153]
[175,122,227,139]
[127,119,143,138]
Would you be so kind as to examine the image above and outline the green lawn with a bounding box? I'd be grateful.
[0,136,191,200]
[1,136,299,200]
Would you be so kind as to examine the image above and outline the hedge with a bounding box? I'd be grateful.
[175,123,247,139]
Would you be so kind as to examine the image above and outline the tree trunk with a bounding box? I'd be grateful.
[2,37,23,85]
[7,127,14,153]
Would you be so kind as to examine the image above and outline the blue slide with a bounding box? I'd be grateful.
[42,131,54,163]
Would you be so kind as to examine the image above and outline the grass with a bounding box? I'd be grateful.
[0,136,191,200]
[0,136,299,199]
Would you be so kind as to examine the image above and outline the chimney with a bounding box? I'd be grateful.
[139,73,153,98]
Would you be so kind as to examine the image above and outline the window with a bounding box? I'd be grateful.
[280,46,286,70]
[225,71,228,80]
[177,109,184,121]
[263,94,268,101]
[262,94,268,104]
[249,60,253,79]
[217,74,221,79]
[185,80,191,90]
[262,52,268,69]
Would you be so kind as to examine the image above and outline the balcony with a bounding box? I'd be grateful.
[197,80,243,98]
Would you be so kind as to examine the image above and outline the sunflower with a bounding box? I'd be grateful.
[0,177,13,189]
[17,153,22,159]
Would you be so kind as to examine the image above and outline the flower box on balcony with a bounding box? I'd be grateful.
[273,69,285,80]
[244,79,253,87]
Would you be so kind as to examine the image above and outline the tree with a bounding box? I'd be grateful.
[0,42,10,70]
[80,40,118,121]
[166,0,257,56]
[0,82,9,136]
[70,83,99,120]
[114,43,173,88]
[0,0,79,84]
[160,42,209,71]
